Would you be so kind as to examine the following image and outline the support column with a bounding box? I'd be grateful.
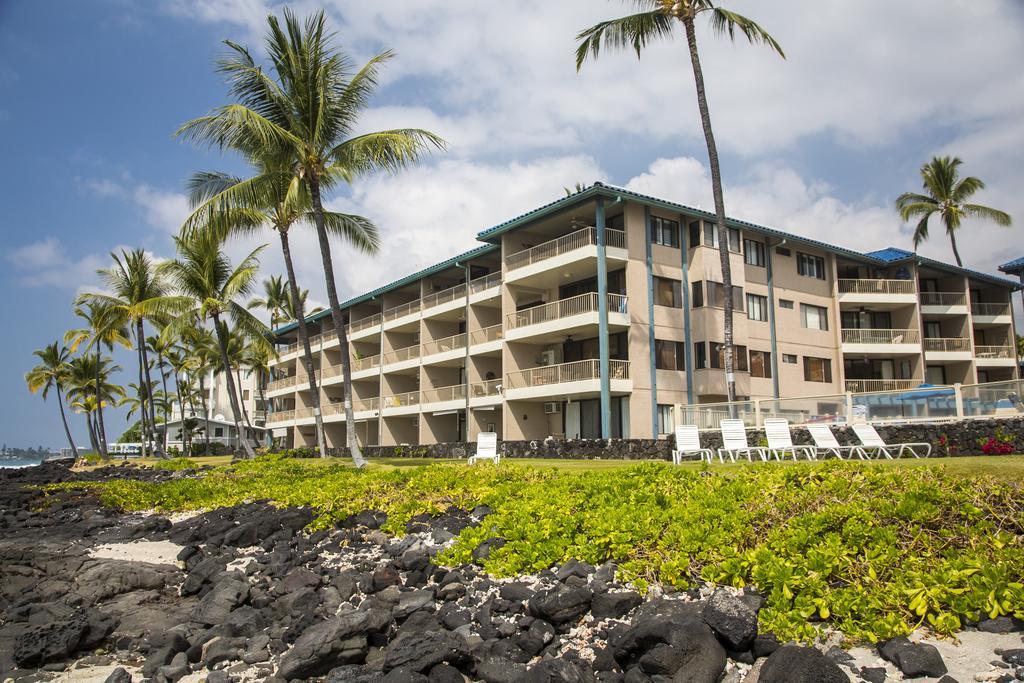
[644,207,659,437]
[766,239,781,398]
[679,215,695,404]
[596,198,611,439]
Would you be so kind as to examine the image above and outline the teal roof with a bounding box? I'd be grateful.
[999,257,1024,275]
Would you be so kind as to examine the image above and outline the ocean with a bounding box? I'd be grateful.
[0,457,45,469]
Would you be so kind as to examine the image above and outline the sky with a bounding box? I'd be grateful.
[2,0,1023,449]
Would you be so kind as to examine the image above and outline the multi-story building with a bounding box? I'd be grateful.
[169,368,267,444]
[265,183,1021,448]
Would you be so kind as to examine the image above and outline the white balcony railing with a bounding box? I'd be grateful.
[349,313,382,334]
[975,345,1014,359]
[421,332,467,357]
[843,379,918,393]
[351,354,381,373]
[267,375,298,392]
[972,302,1011,317]
[383,299,421,322]
[382,344,420,366]
[470,324,503,345]
[923,338,972,352]
[471,378,502,398]
[504,226,626,271]
[505,359,630,390]
[266,409,295,424]
[507,292,627,329]
[837,279,916,295]
[841,328,920,344]
[920,291,966,307]
[421,384,466,404]
[382,391,420,409]
[422,283,466,311]
[469,272,501,294]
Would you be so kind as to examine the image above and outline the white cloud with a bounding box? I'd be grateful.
[132,185,190,234]
[5,237,104,290]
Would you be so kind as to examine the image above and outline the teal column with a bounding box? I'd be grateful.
[766,240,781,398]
[679,215,695,404]
[644,207,659,437]
[596,198,611,438]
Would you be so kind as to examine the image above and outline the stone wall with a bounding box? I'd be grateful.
[359,417,1023,460]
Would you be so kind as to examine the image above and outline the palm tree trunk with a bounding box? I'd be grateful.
[56,386,79,458]
[279,229,328,457]
[199,373,211,455]
[683,16,736,403]
[135,337,151,458]
[138,321,163,458]
[307,173,365,466]
[158,351,171,453]
[236,367,257,444]
[212,315,257,459]
[948,230,964,267]
[94,347,109,459]
[174,370,188,455]
[85,410,100,455]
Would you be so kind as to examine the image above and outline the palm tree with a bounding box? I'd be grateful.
[65,302,131,458]
[181,327,220,455]
[249,275,291,327]
[79,249,168,457]
[147,334,176,453]
[66,354,124,458]
[242,336,275,440]
[177,9,443,465]
[576,0,784,402]
[146,229,270,459]
[895,156,1012,267]
[26,342,80,457]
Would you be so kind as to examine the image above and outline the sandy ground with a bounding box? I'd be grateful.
[89,540,184,566]
[847,628,1024,682]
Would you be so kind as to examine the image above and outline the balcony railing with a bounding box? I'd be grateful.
[383,299,421,322]
[294,406,316,419]
[837,279,916,295]
[507,292,628,329]
[351,354,381,373]
[504,226,627,271]
[972,302,1011,317]
[505,359,630,390]
[421,384,466,404]
[324,397,380,415]
[844,379,918,393]
[349,313,382,334]
[470,324,503,345]
[382,391,420,409]
[841,328,920,344]
[421,332,467,357]
[469,272,501,294]
[975,345,1014,359]
[923,338,972,352]
[383,344,420,366]
[266,409,295,423]
[920,291,966,306]
[471,378,502,398]
[267,375,298,392]
[422,283,466,310]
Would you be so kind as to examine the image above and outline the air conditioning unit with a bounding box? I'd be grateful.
[544,402,561,414]
[539,350,556,366]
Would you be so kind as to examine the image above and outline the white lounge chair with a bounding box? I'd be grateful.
[468,432,500,464]
[672,425,714,465]
[806,424,865,460]
[718,420,767,463]
[764,419,816,461]
[852,424,932,459]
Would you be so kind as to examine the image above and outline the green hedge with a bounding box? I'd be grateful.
[46,456,1024,643]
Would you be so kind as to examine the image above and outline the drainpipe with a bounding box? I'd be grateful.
[644,206,659,438]
[766,238,784,398]
[679,215,694,404]
[596,197,611,439]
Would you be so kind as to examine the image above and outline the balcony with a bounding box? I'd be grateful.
[322,397,380,420]
[844,379,918,393]
[504,359,631,401]
[421,332,467,365]
[351,354,381,379]
[382,344,420,372]
[266,375,298,395]
[972,302,1013,326]
[469,324,503,355]
[266,409,295,425]
[923,337,973,361]
[837,279,917,306]
[505,293,629,343]
[349,313,383,340]
[503,227,628,286]
[919,291,968,315]
[975,345,1016,366]
[383,300,421,330]
[468,272,502,303]
[470,378,503,406]
[841,328,921,355]
[381,390,421,415]
[421,384,466,412]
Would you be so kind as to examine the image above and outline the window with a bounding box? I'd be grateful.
[242,390,250,401]
[688,220,702,248]
[657,404,675,435]
[710,344,748,371]
[703,222,718,248]
[800,304,829,331]
[214,427,224,437]
[691,281,704,308]
[747,294,768,322]
[650,216,680,248]
[707,282,744,310]
[803,357,833,383]
[687,220,740,252]
[728,227,741,253]
[779,299,794,310]
[750,350,772,378]
[924,321,942,339]
[744,239,766,267]
[782,354,798,364]
[797,252,826,280]
[654,277,683,308]
[776,246,792,257]
[655,340,685,371]
[694,342,707,369]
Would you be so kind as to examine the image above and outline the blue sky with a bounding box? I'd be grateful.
[2,0,1022,448]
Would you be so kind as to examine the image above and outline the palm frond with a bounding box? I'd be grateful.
[575,11,674,71]
[329,129,445,178]
[962,204,1012,227]
[708,8,785,58]
[316,211,380,254]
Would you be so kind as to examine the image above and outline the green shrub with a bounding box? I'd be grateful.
[152,457,198,471]
[46,458,1024,643]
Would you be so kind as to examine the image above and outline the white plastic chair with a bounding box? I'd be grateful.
[852,424,932,459]
[468,432,500,464]
[718,420,767,463]
[672,425,714,464]
[764,419,816,461]
[806,424,865,460]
